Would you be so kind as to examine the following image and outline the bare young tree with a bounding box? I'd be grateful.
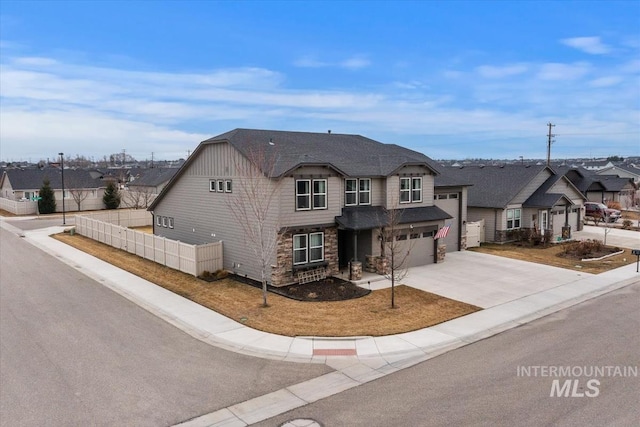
[228,145,282,307]
[122,187,155,209]
[65,173,91,212]
[378,206,415,309]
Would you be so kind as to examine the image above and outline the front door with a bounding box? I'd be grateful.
[539,210,549,233]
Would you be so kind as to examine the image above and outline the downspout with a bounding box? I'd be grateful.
[458,191,463,251]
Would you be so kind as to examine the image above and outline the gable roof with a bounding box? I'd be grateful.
[150,128,442,211]
[556,165,636,194]
[208,128,442,177]
[2,168,102,190]
[523,174,583,208]
[443,164,549,208]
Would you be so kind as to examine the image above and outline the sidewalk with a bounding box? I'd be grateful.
[6,222,639,427]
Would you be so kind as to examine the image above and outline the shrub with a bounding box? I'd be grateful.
[606,201,621,210]
[103,181,121,209]
[563,239,603,257]
[38,178,57,214]
[622,219,633,230]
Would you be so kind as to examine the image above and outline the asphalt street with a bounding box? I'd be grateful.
[0,228,331,427]
[256,283,640,427]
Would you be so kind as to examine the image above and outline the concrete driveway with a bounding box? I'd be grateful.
[576,225,640,249]
[399,251,591,308]
[359,227,638,309]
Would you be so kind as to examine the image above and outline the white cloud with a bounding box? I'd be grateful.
[476,63,528,78]
[340,56,371,70]
[561,36,611,54]
[292,56,328,68]
[1,50,638,161]
[293,55,370,70]
[589,76,623,87]
[537,62,590,80]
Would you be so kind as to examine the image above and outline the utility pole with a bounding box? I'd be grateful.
[122,148,126,167]
[546,122,555,166]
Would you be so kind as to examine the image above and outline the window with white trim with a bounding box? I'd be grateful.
[359,178,371,205]
[507,208,521,229]
[296,180,311,210]
[293,234,308,264]
[296,179,327,210]
[345,179,357,206]
[313,179,327,209]
[156,215,162,226]
[400,177,422,203]
[168,217,174,229]
[161,216,167,227]
[217,180,224,192]
[412,177,422,202]
[209,180,216,192]
[345,178,371,206]
[293,232,325,265]
[309,232,324,262]
[225,179,232,193]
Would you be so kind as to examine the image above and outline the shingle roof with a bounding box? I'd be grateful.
[443,164,549,208]
[335,205,452,231]
[128,168,179,187]
[206,128,442,177]
[2,168,103,190]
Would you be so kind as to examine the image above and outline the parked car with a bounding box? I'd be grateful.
[584,202,621,223]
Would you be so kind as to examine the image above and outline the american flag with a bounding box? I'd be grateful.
[435,225,450,239]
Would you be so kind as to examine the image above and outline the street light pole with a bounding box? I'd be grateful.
[59,152,66,225]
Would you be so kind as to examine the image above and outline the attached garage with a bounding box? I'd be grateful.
[393,225,437,268]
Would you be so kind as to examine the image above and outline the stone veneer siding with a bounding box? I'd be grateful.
[271,226,338,287]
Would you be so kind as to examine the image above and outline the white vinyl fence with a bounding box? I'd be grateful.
[74,211,223,277]
[0,197,38,215]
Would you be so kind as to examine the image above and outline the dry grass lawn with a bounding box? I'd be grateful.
[52,233,481,336]
[470,242,636,274]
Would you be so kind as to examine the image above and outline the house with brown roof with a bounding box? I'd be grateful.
[149,129,465,286]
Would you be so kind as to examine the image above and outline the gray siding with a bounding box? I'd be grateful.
[468,207,498,242]
[511,169,553,205]
[385,171,435,208]
[153,143,280,282]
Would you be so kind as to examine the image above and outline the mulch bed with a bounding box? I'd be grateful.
[202,273,371,302]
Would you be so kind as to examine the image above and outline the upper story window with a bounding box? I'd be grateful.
[296,179,327,210]
[209,180,216,192]
[400,177,422,203]
[507,208,521,229]
[345,178,371,206]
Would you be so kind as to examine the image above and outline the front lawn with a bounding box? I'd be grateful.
[53,233,480,337]
[469,240,635,274]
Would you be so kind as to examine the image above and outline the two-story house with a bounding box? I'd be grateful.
[148,129,454,286]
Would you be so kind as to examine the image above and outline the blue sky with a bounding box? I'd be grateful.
[1,1,639,162]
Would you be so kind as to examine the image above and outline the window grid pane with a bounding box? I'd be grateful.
[359,179,371,205]
[296,180,311,210]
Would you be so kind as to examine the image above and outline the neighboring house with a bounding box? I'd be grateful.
[596,164,640,185]
[0,167,106,212]
[121,168,179,209]
[581,160,615,171]
[559,166,637,207]
[127,167,179,194]
[434,173,472,252]
[443,164,585,243]
[149,128,454,286]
